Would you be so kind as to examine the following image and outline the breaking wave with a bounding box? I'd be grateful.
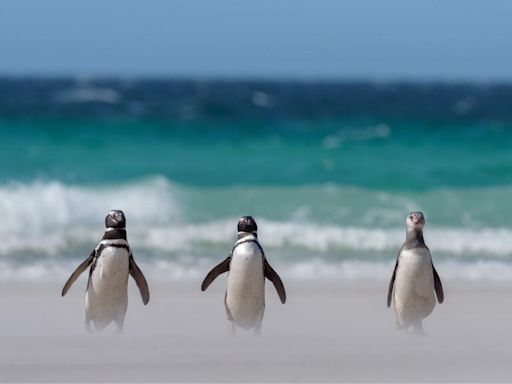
[0,178,511,280]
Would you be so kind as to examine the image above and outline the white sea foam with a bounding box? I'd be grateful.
[0,179,511,257]
[0,177,179,254]
[130,220,512,257]
[283,259,512,281]
[4,259,512,282]
[260,221,512,256]
[0,179,511,281]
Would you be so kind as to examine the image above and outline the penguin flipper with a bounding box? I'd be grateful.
[432,262,444,304]
[264,260,286,304]
[387,258,399,307]
[129,254,150,305]
[201,256,231,291]
[62,251,95,297]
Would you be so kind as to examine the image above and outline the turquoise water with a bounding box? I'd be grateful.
[0,79,511,280]
[1,118,512,189]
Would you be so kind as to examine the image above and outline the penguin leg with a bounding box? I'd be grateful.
[224,292,236,337]
[84,319,93,333]
[253,306,265,336]
[394,305,406,332]
[224,292,234,321]
[412,321,426,336]
[84,311,93,333]
[115,316,125,334]
[93,320,103,332]
[114,300,128,334]
[228,322,236,337]
[254,322,262,336]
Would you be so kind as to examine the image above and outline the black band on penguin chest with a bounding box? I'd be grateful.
[98,229,130,256]
[231,238,264,257]
[97,243,130,256]
[102,229,127,240]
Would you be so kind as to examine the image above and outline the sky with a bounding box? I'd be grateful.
[0,0,511,80]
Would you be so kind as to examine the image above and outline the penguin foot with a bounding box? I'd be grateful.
[228,322,236,337]
[115,319,125,334]
[412,322,427,337]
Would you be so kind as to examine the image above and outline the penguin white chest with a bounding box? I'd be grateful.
[86,246,130,316]
[394,248,436,325]
[95,247,129,283]
[226,242,265,328]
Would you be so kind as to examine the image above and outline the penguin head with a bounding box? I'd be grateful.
[237,216,258,234]
[105,210,126,229]
[406,211,425,231]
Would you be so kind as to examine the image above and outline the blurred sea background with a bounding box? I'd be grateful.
[1,78,512,281]
[1,0,512,282]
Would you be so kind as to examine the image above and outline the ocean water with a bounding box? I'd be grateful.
[1,78,512,281]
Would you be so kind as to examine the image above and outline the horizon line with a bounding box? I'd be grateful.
[1,73,512,86]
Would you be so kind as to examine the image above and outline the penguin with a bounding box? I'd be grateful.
[387,211,444,333]
[61,210,150,332]
[201,216,286,335]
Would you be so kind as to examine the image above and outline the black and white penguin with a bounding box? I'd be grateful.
[62,210,149,332]
[387,211,444,333]
[201,216,286,335]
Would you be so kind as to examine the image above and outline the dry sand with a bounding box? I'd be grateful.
[0,278,511,382]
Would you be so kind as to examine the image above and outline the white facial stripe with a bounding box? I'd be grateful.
[105,227,125,231]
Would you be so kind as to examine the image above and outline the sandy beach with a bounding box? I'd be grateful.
[0,278,510,382]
